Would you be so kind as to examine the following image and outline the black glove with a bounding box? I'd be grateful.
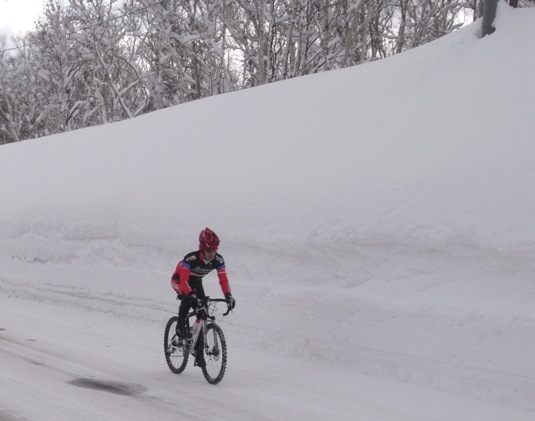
[196,306,207,320]
[225,293,236,310]
[189,293,202,308]
[189,293,207,319]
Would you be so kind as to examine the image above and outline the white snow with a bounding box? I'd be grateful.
[1,2,535,420]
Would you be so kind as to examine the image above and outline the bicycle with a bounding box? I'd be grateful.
[164,297,231,384]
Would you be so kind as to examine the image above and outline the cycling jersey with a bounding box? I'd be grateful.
[171,250,231,297]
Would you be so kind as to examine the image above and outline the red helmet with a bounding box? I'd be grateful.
[199,227,220,250]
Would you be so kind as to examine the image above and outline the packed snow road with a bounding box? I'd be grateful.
[0,275,362,421]
[1,269,534,421]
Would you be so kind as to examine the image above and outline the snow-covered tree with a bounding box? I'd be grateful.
[1,0,514,143]
[67,0,148,124]
[0,35,51,142]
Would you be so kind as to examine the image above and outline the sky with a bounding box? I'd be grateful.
[0,2,535,420]
[0,0,43,36]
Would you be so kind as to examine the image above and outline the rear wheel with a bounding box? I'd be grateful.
[201,323,227,384]
[164,316,189,373]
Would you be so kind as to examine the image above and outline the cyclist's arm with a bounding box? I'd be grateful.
[171,261,181,293]
[215,254,231,295]
[179,263,193,295]
[170,261,193,296]
[217,266,231,295]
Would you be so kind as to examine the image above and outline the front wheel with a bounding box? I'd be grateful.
[201,323,227,384]
[164,316,189,373]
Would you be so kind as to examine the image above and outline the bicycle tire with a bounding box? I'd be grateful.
[201,323,227,385]
[164,316,189,373]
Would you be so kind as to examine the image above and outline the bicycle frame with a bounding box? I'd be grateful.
[188,298,228,361]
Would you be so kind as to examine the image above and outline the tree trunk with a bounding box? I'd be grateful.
[481,0,498,37]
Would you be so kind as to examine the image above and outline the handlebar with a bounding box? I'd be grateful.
[192,297,232,319]
[209,298,233,316]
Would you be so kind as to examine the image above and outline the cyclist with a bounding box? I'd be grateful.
[171,227,236,342]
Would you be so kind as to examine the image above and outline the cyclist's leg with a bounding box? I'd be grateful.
[190,279,207,306]
[195,332,206,368]
[189,280,207,368]
[177,296,190,338]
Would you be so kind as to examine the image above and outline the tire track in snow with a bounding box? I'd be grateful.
[0,276,170,324]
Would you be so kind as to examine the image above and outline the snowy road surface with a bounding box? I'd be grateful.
[1,265,533,421]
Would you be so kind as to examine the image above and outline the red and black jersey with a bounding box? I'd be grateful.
[171,251,231,297]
